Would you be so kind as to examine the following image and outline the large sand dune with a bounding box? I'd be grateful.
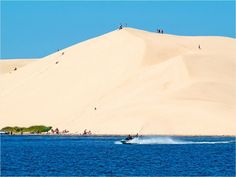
[0,28,235,135]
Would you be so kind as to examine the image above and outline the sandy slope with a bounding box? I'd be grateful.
[0,28,235,136]
[0,59,36,75]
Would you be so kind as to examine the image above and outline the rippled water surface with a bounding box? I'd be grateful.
[1,135,235,176]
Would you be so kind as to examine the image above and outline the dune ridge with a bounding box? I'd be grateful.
[0,28,235,136]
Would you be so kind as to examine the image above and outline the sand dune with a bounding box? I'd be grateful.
[0,28,235,136]
[0,59,36,75]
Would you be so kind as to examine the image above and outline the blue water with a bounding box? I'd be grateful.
[1,135,235,176]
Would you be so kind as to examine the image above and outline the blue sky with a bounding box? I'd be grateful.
[1,1,235,59]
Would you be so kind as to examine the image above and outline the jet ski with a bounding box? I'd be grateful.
[120,139,133,144]
[120,134,138,144]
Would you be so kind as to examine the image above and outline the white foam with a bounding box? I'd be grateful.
[114,141,122,144]
[115,137,235,145]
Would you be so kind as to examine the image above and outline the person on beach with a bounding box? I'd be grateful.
[119,24,123,30]
[83,129,87,135]
[198,45,201,49]
[55,128,59,134]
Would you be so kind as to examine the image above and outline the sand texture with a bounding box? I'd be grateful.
[0,28,235,136]
[0,59,36,75]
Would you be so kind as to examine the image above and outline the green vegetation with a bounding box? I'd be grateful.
[1,125,52,134]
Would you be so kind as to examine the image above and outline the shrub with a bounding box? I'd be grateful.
[1,125,52,133]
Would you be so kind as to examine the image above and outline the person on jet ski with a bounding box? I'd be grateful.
[125,134,133,140]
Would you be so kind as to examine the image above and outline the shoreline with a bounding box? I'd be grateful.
[1,134,235,138]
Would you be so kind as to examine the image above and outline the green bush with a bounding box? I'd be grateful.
[1,125,52,133]
[1,126,25,133]
[24,125,52,133]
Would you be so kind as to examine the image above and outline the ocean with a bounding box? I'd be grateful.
[1,135,235,176]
